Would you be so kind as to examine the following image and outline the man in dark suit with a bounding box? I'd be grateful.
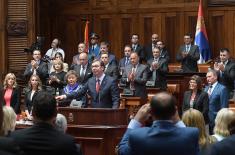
[147,47,168,90]
[97,41,118,66]
[145,33,159,61]
[176,33,200,72]
[10,91,82,155]
[131,34,145,63]
[24,49,48,86]
[214,48,235,99]
[72,52,93,85]
[101,52,119,81]
[119,45,132,71]
[205,69,229,134]
[71,42,86,68]
[121,52,148,101]
[56,59,120,108]
[88,33,100,62]
[118,92,199,155]
[157,40,170,63]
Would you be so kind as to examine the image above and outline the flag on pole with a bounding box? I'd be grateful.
[195,0,211,64]
[84,20,89,53]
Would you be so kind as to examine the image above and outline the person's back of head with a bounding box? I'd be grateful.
[150,92,176,120]
[1,106,16,136]
[32,91,57,122]
[55,113,67,133]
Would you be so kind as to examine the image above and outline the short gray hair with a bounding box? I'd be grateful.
[55,113,67,133]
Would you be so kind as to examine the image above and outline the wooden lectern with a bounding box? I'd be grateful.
[58,107,128,155]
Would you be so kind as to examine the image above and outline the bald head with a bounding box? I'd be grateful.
[150,92,176,120]
[79,52,88,66]
[130,52,139,66]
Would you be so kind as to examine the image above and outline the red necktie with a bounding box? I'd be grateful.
[96,79,100,93]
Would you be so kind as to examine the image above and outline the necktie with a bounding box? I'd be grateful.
[80,66,85,79]
[125,58,129,66]
[92,46,95,52]
[96,79,100,93]
[186,45,190,53]
[208,85,212,96]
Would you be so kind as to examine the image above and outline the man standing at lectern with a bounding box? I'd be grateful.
[56,59,120,108]
[176,33,200,72]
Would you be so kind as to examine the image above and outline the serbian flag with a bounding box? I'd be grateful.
[195,0,211,64]
[84,20,89,53]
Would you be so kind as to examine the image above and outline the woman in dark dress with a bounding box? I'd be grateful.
[182,75,209,123]
[48,59,66,95]
[24,74,42,119]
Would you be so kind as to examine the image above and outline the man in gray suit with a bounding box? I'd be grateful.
[176,33,200,72]
[121,52,148,101]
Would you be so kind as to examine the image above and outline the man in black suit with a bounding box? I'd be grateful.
[56,59,120,108]
[101,52,119,81]
[176,33,200,72]
[73,52,92,85]
[97,41,118,66]
[121,52,148,101]
[10,91,82,155]
[214,48,235,99]
[131,34,145,63]
[147,47,168,90]
[157,40,170,63]
[145,33,159,61]
[24,49,48,86]
[119,45,132,71]
[71,42,86,68]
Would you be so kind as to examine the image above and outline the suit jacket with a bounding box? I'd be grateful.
[218,59,235,93]
[133,44,145,63]
[119,57,130,69]
[121,64,148,100]
[68,75,120,108]
[176,44,200,72]
[204,83,228,125]
[24,89,40,113]
[73,63,93,85]
[10,122,82,155]
[118,121,199,155]
[0,137,23,155]
[147,58,168,90]
[104,64,119,81]
[24,60,49,85]
[209,134,235,155]
[145,44,170,62]
[1,87,21,114]
[182,90,209,123]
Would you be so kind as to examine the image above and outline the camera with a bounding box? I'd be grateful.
[24,36,45,53]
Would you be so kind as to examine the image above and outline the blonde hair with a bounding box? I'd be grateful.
[214,108,235,137]
[1,106,16,136]
[28,75,42,90]
[53,59,64,70]
[182,109,212,146]
[3,73,17,89]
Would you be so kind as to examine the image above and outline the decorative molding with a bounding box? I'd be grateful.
[7,20,27,36]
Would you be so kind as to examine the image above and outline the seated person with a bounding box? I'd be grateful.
[24,75,42,119]
[49,52,68,74]
[55,113,67,133]
[118,92,199,155]
[10,91,82,155]
[147,47,168,90]
[48,59,66,95]
[58,70,86,107]
[1,106,16,136]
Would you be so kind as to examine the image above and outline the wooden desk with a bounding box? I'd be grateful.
[58,107,128,125]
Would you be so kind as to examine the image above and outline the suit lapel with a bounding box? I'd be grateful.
[210,84,219,99]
